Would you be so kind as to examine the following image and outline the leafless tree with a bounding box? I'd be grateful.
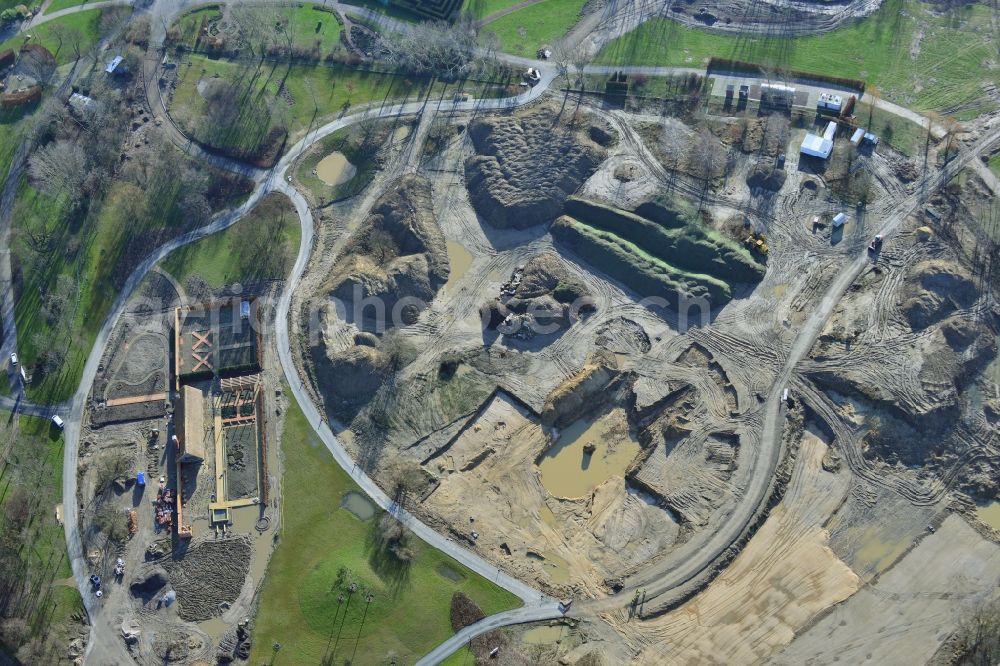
[943,116,962,162]
[377,19,482,79]
[67,26,84,61]
[47,23,70,58]
[18,49,56,85]
[231,5,279,61]
[660,123,688,171]
[688,128,724,183]
[952,599,1000,665]
[28,138,88,204]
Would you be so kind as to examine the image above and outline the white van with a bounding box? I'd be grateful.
[51,415,64,429]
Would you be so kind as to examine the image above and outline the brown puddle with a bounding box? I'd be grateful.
[526,550,571,584]
[196,504,272,642]
[315,151,357,186]
[522,625,565,644]
[341,491,376,521]
[444,241,474,292]
[537,412,640,499]
[976,501,1000,531]
[852,525,909,576]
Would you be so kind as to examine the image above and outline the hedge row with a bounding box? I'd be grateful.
[0,85,41,108]
[563,197,764,285]
[552,216,731,307]
[707,57,865,93]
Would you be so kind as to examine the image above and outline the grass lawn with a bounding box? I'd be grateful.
[45,0,100,12]
[12,148,251,404]
[170,54,427,160]
[250,390,521,666]
[989,153,1000,179]
[467,0,529,19]
[0,7,108,65]
[160,192,300,289]
[0,414,83,661]
[480,0,588,56]
[596,0,999,116]
[852,100,929,158]
[171,4,344,53]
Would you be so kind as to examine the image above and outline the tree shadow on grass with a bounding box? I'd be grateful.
[364,511,412,598]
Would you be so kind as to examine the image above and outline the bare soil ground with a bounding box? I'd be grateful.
[601,431,859,664]
[291,80,1000,663]
[776,513,1000,664]
[75,276,287,664]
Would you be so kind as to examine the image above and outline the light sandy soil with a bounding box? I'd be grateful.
[602,430,859,664]
[290,80,1000,665]
[76,276,287,664]
[421,392,680,597]
[775,513,1000,664]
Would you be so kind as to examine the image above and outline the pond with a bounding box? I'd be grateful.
[340,490,376,521]
[444,241,474,292]
[537,414,640,499]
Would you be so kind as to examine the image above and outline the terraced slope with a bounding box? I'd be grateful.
[553,196,764,308]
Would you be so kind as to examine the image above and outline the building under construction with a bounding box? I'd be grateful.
[171,300,268,538]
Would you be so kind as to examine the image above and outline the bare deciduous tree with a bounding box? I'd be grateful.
[28,138,88,204]
[377,18,482,79]
[952,599,1000,665]
[18,49,55,85]
[688,128,724,183]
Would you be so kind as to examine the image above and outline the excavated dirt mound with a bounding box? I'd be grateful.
[161,536,252,622]
[326,173,449,328]
[311,336,392,421]
[485,252,595,336]
[465,104,611,229]
[541,359,621,428]
[596,317,651,355]
[900,260,978,330]
[746,163,787,191]
[129,567,169,602]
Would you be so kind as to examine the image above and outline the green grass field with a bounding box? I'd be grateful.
[0,415,83,661]
[44,0,99,13]
[170,54,426,159]
[597,0,999,116]
[480,0,588,55]
[0,7,108,65]
[466,0,529,19]
[171,4,344,53]
[12,150,250,403]
[250,390,521,665]
[848,101,928,158]
[989,153,1000,179]
[160,192,300,288]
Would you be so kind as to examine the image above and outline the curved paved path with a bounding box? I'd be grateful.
[72,55,560,665]
[7,1,994,664]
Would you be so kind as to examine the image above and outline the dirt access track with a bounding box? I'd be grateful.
[34,0,999,662]
[290,62,1000,663]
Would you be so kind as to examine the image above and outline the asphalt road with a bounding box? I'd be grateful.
[6,1,996,664]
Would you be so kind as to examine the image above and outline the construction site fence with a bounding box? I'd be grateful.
[706,58,866,94]
[256,382,269,506]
